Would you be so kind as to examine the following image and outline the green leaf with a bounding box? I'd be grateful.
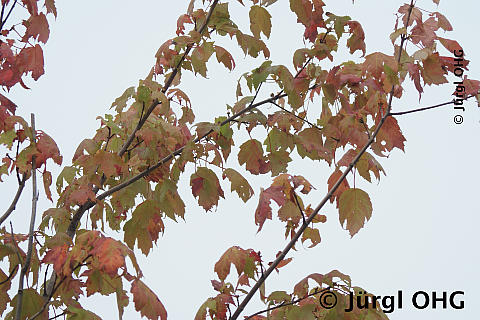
[338,188,372,237]
[222,168,254,202]
[249,5,272,38]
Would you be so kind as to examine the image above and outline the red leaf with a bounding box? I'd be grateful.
[255,185,285,231]
[176,14,193,35]
[23,13,50,44]
[0,93,17,114]
[18,44,44,81]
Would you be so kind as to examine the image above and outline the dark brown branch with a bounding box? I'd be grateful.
[117,0,220,158]
[389,95,476,116]
[245,287,331,320]
[0,0,18,31]
[229,2,415,319]
[0,174,27,227]
[16,113,39,320]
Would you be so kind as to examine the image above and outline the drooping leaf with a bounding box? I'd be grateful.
[338,188,372,237]
[222,168,254,202]
[131,279,167,320]
[249,5,272,39]
[190,167,225,211]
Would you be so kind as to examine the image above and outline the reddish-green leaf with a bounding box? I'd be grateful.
[338,188,372,237]
[131,279,167,320]
[190,167,225,211]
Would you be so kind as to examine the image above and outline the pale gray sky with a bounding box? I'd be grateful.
[1,1,479,319]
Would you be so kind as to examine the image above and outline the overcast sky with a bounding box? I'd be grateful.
[1,0,479,319]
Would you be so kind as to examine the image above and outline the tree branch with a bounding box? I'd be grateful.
[0,173,27,227]
[15,113,39,320]
[229,2,415,319]
[117,0,220,158]
[0,0,18,31]
[245,287,331,319]
[389,95,476,116]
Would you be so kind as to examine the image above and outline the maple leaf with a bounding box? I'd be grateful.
[176,14,193,35]
[43,170,53,201]
[362,52,397,79]
[302,227,321,248]
[214,246,259,281]
[238,139,270,175]
[90,237,126,277]
[0,93,17,114]
[371,116,406,156]
[255,185,285,231]
[35,131,62,166]
[131,279,167,320]
[10,289,46,319]
[124,200,163,255]
[406,62,424,100]
[23,13,50,44]
[45,0,57,18]
[293,273,324,297]
[222,168,254,202]
[68,184,96,206]
[437,37,462,55]
[214,45,235,71]
[327,169,350,205]
[411,17,439,48]
[421,52,448,85]
[190,167,225,211]
[249,5,272,39]
[346,21,366,56]
[21,0,38,16]
[338,188,372,237]
[18,44,45,81]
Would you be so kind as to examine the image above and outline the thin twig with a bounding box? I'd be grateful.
[15,113,39,320]
[245,287,330,319]
[117,0,220,158]
[270,100,322,131]
[0,264,18,285]
[229,2,415,319]
[292,192,306,224]
[0,0,18,31]
[31,255,91,320]
[0,174,27,227]
[389,95,476,116]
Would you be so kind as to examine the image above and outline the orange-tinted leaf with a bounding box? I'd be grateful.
[90,237,126,277]
[43,170,52,201]
[327,169,349,204]
[131,279,167,320]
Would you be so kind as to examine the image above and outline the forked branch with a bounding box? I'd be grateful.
[229,2,415,319]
